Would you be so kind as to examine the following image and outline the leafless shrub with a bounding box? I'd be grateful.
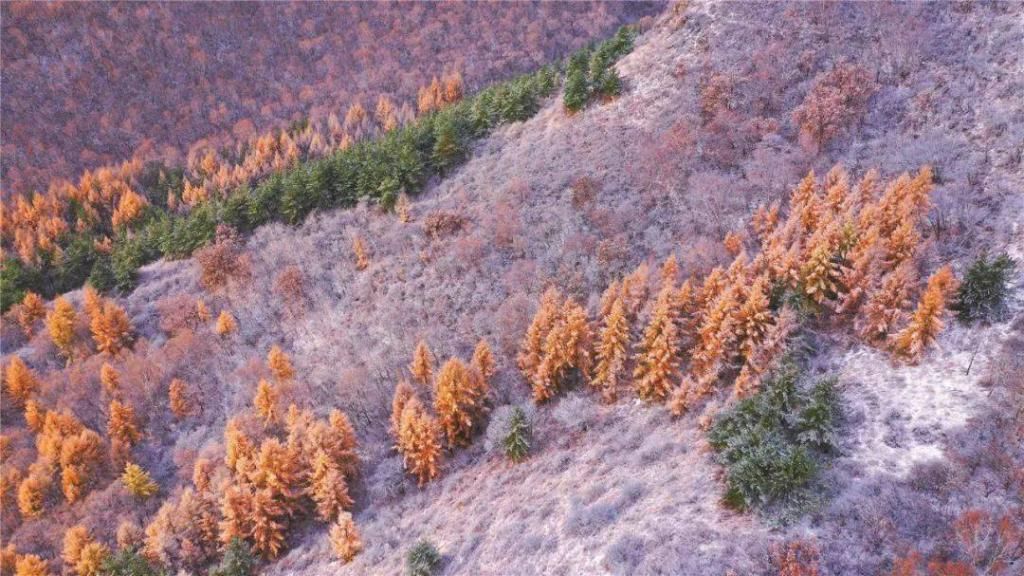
[423,211,467,240]
[273,265,307,315]
[156,294,205,335]
[792,63,877,151]
[194,226,249,292]
[570,176,600,211]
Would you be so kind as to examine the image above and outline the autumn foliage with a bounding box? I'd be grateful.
[518,165,951,417]
[89,299,132,356]
[394,395,443,485]
[329,512,362,563]
[4,356,38,407]
[518,287,593,403]
[433,358,490,448]
[46,297,77,359]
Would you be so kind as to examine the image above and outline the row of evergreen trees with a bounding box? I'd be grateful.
[3,26,636,309]
[564,26,634,112]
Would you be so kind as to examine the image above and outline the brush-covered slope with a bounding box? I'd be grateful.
[2,2,1022,575]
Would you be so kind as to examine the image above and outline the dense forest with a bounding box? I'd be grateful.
[0,1,660,194]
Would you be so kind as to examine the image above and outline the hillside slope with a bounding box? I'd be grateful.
[2,2,1022,575]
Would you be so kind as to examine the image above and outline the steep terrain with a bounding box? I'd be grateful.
[0,1,659,194]
[2,2,1022,575]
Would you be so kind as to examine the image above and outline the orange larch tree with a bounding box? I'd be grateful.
[89,300,132,356]
[16,292,46,336]
[395,396,442,485]
[99,363,120,396]
[533,298,592,403]
[168,378,191,420]
[633,286,680,402]
[517,286,562,388]
[409,340,434,388]
[46,296,77,359]
[215,310,238,336]
[107,400,142,463]
[592,296,630,403]
[58,429,103,503]
[471,339,496,384]
[267,346,294,382]
[329,511,362,563]
[308,451,353,522]
[890,265,958,363]
[856,260,918,344]
[4,357,39,408]
[253,379,279,425]
[433,358,489,447]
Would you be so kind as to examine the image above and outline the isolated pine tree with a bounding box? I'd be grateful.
[502,407,531,462]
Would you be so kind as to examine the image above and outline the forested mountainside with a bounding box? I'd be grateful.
[1,2,1022,576]
[0,1,660,194]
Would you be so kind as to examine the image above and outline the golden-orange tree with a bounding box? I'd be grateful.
[215,310,237,336]
[409,340,434,388]
[89,299,133,356]
[253,379,279,424]
[46,296,77,359]
[471,339,496,384]
[394,395,442,485]
[633,286,680,402]
[168,378,191,420]
[329,512,362,563]
[144,487,219,571]
[121,462,158,498]
[592,296,630,403]
[58,429,103,503]
[517,286,562,387]
[99,363,119,396]
[108,400,141,463]
[4,357,39,407]
[433,358,489,447]
[16,292,46,336]
[267,346,294,382]
[890,265,958,363]
[520,285,618,403]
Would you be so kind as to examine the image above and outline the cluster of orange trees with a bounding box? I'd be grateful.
[520,165,957,413]
[138,345,361,570]
[390,340,494,484]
